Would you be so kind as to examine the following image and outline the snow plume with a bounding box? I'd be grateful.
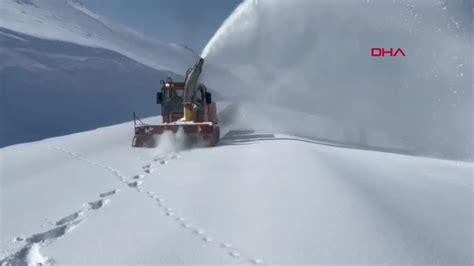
[152,127,208,154]
[201,0,472,160]
[154,130,184,154]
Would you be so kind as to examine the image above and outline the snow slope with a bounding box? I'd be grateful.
[0,0,196,73]
[1,105,472,265]
[0,0,194,147]
[201,0,473,160]
[0,28,182,148]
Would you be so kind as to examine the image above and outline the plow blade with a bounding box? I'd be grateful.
[132,123,220,148]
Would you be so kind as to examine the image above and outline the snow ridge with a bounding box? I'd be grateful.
[0,0,195,73]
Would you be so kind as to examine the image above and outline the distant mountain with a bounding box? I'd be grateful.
[0,0,195,147]
[0,0,196,73]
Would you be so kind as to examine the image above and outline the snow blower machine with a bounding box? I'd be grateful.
[132,57,220,148]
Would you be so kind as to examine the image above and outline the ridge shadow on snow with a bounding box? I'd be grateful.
[216,103,430,159]
[219,129,416,157]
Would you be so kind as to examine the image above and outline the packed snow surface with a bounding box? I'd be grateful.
[1,106,472,265]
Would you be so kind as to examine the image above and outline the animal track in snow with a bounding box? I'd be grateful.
[100,189,119,198]
[127,181,142,188]
[250,258,264,264]
[203,237,213,242]
[169,154,180,159]
[181,223,192,228]
[13,237,24,242]
[142,164,155,173]
[55,210,84,226]
[229,251,241,258]
[133,174,144,180]
[2,188,117,265]
[194,229,205,235]
[144,168,154,174]
[28,219,84,244]
[50,146,264,264]
[88,199,109,210]
[220,242,231,248]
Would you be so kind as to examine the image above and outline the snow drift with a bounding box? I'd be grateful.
[201,0,472,160]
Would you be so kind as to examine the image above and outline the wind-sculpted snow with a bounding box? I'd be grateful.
[201,0,472,160]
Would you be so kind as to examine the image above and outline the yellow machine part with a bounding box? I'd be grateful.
[183,103,194,121]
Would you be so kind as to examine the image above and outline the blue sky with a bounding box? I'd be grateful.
[81,0,241,53]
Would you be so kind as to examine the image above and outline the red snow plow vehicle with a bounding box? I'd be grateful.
[132,58,219,148]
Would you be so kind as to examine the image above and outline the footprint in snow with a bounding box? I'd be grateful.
[144,168,154,174]
[250,259,264,264]
[88,199,109,210]
[153,157,166,162]
[229,251,241,258]
[128,181,142,188]
[133,174,144,180]
[55,210,84,226]
[99,189,119,198]
[203,237,213,242]
[27,219,84,243]
[194,230,205,235]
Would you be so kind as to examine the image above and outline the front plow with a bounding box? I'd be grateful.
[132,122,220,148]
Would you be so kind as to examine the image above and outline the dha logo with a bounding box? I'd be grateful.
[371,48,406,57]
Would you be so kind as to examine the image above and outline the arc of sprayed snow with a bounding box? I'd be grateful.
[201,0,257,58]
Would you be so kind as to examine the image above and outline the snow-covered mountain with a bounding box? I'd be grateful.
[0,0,196,73]
[1,105,472,265]
[0,0,195,147]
